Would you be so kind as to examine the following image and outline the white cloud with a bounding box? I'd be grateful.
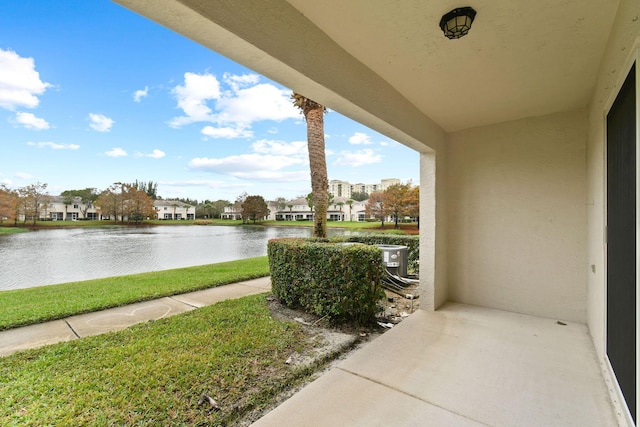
[229,170,309,181]
[105,147,127,157]
[15,172,33,180]
[13,112,50,130]
[169,72,298,137]
[348,132,374,145]
[201,125,253,139]
[27,141,79,150]
[0,49,52,110]
[190,153,303,172]
[169,72,220,127]
[161,179,246,190]
[146,149,165,159]
[133,86,148,102]
[1,178,12,186]
[188,153,306,182]
[223,73,259,91]
[188,138,309,182]
[333,149,383,167]
[159,179,253,199]
[135,149,165,159]
[89,113,114,132]
[214,83,298,124]
[251,139,307,157]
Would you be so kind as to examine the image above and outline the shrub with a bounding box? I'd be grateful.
[268,238,385,325]
[193,219,214,225]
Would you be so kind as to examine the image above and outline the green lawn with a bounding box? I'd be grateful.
[0,227,27,234]
[260,219,383,229]
[0,218,401,232]
[0,257,269,330]
[0,294,317,426]
[7,220,124,228]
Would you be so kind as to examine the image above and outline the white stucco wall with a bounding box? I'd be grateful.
[446,110,588,322]
[419,151,448,310]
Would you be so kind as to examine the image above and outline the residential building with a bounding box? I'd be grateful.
[334,198,368,222]
[222,200,279,221]
[220,206,242,220]
[153,200,194,220]
[113,1,640,424]
[328,178,400,199]
[273,197,311,221]
[31,197,193,221]
[40,195,98,221]
[274,196,368,222]
[223,196,368,222]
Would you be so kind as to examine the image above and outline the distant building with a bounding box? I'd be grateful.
[153,200,194,220]
[328,178,400,199]
[222,200,279,221]
[33,196,194,221]
[221,196,370,222]
[220,207,242,220]
[42,195,99,221]
[273,197,313,221]
[274,196,369,222]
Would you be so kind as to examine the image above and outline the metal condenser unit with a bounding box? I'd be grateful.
[377,244,408,277]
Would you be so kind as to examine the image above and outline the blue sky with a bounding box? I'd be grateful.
[0,1,419,202]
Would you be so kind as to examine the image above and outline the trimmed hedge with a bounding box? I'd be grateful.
[268,238,385,324]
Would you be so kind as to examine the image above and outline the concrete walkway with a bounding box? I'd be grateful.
[0,277,271,357]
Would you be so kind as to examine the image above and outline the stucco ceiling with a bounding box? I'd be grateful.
[114,0,619,142]
[285,0,618,132]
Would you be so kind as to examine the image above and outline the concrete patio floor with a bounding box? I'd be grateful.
[252,302,619,426]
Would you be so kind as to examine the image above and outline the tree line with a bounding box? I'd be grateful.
[0,182,52,225]
[0,179,419,226]
[0,182,155,225]
[364,181,419,228]
[0,181,267,225]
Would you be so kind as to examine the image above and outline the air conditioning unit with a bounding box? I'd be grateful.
[376,244,408,277]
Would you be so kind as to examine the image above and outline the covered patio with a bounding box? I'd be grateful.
[254,304,616,426]
[114,1,639,425]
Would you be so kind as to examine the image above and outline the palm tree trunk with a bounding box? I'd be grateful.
[293,93,328,238]
[305,105,328,238]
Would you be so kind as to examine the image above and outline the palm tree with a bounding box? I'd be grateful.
[346,199,354,221]
[292,93,328,237]
[62,194,73,221]
[204,203,213,219]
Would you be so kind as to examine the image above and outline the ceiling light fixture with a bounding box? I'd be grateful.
[439,7,477,39]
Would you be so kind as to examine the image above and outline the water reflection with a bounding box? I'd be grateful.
[0,225,350,290]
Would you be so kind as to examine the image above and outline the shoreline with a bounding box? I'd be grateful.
[1,219,419,234]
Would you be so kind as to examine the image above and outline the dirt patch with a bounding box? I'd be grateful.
[265,288,421,347]
[234,292,420,426]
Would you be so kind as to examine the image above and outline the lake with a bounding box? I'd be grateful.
[0,225,350,291]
